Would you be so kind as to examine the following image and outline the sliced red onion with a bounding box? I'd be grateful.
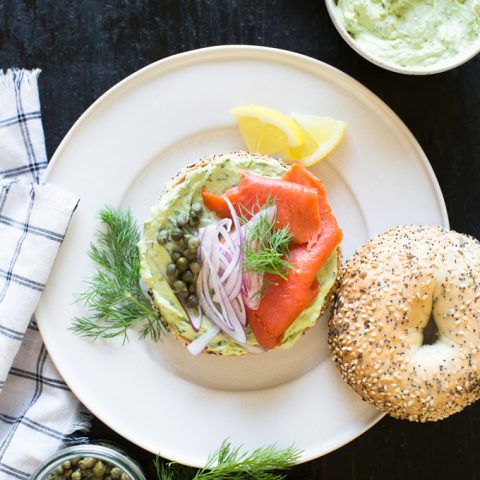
[190,197,278,352]
[242,270,263,310]
[224,196,245,250]
[202,251,246,343]
[187,325,221,355]
[241,343,266,355]
[184,303,202,332]
[195,205,247,347]
[232,295,247,326]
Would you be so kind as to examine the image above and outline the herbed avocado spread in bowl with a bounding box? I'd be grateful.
[328,0,480,73]
[139,153,339,356]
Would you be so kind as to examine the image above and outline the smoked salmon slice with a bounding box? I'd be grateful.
[247,164,343,349]
[201,171,321,245]
[202,164,342,349]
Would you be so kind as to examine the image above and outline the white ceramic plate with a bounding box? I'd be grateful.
[37,46,448,466]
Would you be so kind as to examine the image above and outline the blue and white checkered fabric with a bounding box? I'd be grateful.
[0,69,88,479]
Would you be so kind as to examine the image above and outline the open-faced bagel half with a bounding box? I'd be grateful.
[140,152,341,355]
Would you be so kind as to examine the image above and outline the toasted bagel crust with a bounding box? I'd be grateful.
[329,225,480,421]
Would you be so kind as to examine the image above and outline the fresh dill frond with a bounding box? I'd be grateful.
[155,440,302,480]
[71,206,165,343]
[243,201,293,280]
[154,457,196,480]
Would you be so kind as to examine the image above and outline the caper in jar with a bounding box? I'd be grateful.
[93,461,106,477]
[110,468,122,479]
[80,457,96,469]
[45,455,132,480]
[71,469,82,480]
[110,467,123,480]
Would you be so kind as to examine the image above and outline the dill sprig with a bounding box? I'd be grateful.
[71,206,165,343]
[155,439,302,480]
[242,200,293,280]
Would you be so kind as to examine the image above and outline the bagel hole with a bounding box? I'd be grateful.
[422,314,438,345]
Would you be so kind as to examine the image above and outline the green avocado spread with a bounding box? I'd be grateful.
[335,0,480,68]
[139,153,338,356]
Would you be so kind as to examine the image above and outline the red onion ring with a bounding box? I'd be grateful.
[187,325,220,355]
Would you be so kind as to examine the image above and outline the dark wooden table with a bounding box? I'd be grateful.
[2,1,479,479]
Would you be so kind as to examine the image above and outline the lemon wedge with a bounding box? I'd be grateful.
[231,105,305,155]
[286,114,347,167]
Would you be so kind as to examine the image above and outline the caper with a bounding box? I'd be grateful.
[189,215,200,227]
[187,236,200,250]
[156,229,169,245]
[120,473,131,480]
[171,228,183,242]
[187,294,199,308]
[182,270,194,283]
[176,237,187,248]
[62,461,72,470]
[177,213,189,227]
[80,457,96,470]
[191,202,203,215]
[176,257,189,272]
[190,261,200,274]
[173,280,187,292]
[64,469,72,477]
[71,470,82,480]
[93,460,106,477]
[166,263,177,277]
[54,465,64,475]
[186,249,198,260]
[188,283,197,293]
[170,250,182,262]
[71,458,80,466]
[178,288,189,299]
[110,467,122,479]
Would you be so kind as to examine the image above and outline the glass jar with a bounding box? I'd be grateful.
[30,443,147,480]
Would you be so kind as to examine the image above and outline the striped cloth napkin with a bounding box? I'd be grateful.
[0,69,88,479]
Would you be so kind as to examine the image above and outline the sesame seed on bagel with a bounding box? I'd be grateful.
[329,225,480,422]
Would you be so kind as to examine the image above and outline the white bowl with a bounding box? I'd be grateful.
[325,0,480,75]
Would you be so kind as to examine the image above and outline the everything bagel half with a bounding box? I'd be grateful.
[329,225,480,421]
